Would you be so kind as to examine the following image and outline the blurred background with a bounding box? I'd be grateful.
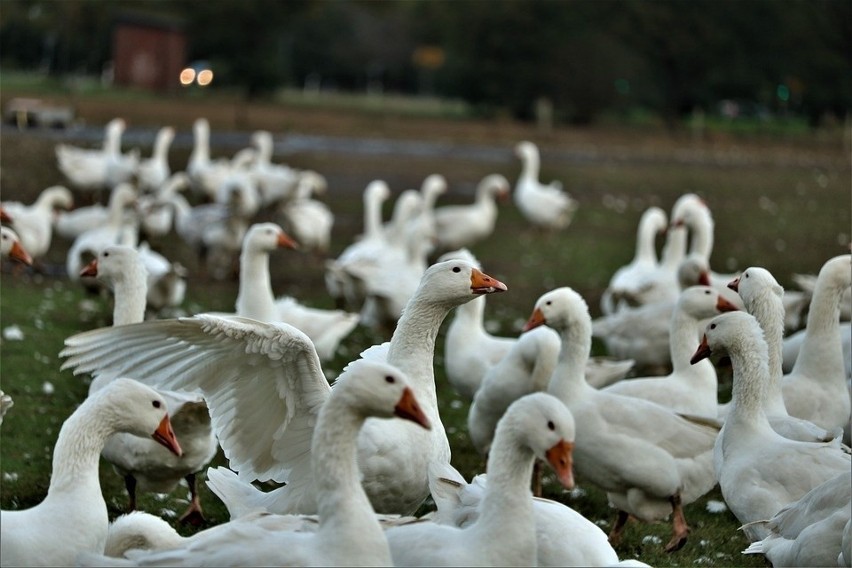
[1,0,850,131]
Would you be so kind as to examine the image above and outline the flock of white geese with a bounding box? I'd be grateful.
[0,117,849,567]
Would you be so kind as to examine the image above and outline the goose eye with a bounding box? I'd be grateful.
[152,400,161,409]
[452,266,461,273]
[710,323,717,330]
[704,290,711,295]
[385,375,395,384]
[103,251,110,257]
[745,273,749,278]
[547,420,555,431]
[545,301,552,306]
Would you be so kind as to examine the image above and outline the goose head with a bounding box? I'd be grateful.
[670,193,710,228]
[523,287,588,333]
[243,222,299,254]
[818,254,852,291]
[728,266,783,306]
[479,174,511,202]
[335,359,430,429]
[79,245,145,282]
[679,285,739,319]
[365,180,391,204]
[690,311,763,366]
[41,185,74,211]
[677,253,711,287]
[415,258,507,307]
[97,377,182,456]
[501,392,576,489]
[1,226,33,265]
[420,174,447,204]
[514,140,539,162]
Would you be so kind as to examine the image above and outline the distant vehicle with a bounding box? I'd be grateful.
[4,98,75,129]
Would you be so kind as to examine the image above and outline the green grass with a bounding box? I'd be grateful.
[0,97,849,565]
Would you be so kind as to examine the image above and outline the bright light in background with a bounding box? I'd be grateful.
[179,68,196,86]
[197,69,214,87]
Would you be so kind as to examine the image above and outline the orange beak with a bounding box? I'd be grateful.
[698,271,711,286]
[470,267,507,295]
[727,277,740,292]
[277,231,299,250]
[716,295,739,313]
[546,439,575,490]
[523,307,546,332]
[9,241,33,266]
[394,387,431,430]
[0,207,11,224]
[690,335,712,365]
[152,414,182,457]
[80,259,99,278]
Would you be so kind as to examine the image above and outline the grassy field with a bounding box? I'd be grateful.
[0,86,849,566]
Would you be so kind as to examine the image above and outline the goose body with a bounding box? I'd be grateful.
[279,173,333,254]
[235,222,359,361]
[62,259,507,518]
[602,285,737,418]
[428,463,639,567]
[513,141,577,230]
[81,360,431,567]
[2,185,73,261]
[432,174,510,252]
[742,471,852,567]
[0,378,181,567]
[691,311,851,541]
[385,392,576,567]
[527,287,719,552]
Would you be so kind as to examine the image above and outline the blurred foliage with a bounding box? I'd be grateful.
[0,0,849,126]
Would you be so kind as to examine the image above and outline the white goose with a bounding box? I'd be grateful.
[2,185,73,263]
[279,172,333,255]
[602,285,738,419]
[1,226,34,266]
[0,378,182,567]
[246,130,302,207]
[79,360,431,567]
[691,311,851,541]
[779,254,852,435]
[600,206,668,315]
[66,183,139,281]
[427,463,646,567]
[742,470,851,567]
[137,173,190,239]
[78,245,218,524]
[61,259,507,518]
[432,174,510,252]
[726,265,846,443]
[467,326,561,456]
[55,118,140,193]
[513,141,578,230]
[669,193,740,298]
[526,287,719,552]
[324,179,392,310]
[385,392,576,567]
[137,126,174,193]
[235,222,359,362]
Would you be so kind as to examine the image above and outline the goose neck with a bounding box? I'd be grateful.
[745,292,787,412]
[635,218,661,265]
[521,151,540,181]
[47,398,113,496]
[475,431,536,545]
[112,271,148,326]
[728,334,771,424]
[669,310,704,373]
[236,249,276,320]
[386,297,448,401]
[548,322,593,402]
[792,277,846,376]
[688,210,714,260]
[312,396,387,555]
[660,225,687,269]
